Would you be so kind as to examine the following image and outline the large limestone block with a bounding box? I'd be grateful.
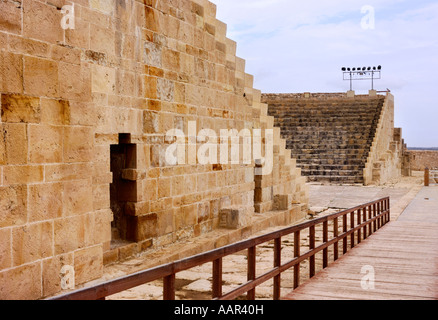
[63,126,94,163]
[28,182,62,223]
[0,262,41,300]
[0,51,24,93]
[219,207,248,229]
[12,221,53,266]
[74,245,103,286]
[0,228,11,269]
[29,125,63,163]
[24,56,59,97]
[0,0,22,34]
[1,94,40,123]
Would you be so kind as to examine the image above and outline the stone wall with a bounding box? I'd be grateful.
[407,150,438,170]
[363,93,405,185]
[0,0,308,299]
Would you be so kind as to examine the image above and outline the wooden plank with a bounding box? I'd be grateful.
[284,215,438,300]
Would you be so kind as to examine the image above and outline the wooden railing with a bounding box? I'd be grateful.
[49,197,390,300]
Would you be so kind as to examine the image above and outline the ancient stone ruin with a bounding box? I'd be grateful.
[0,0,407,299]
[262,92,408,185]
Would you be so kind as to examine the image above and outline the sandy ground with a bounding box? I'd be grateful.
[92,173,425,300]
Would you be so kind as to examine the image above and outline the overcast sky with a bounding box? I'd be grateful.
[214,0,438,148]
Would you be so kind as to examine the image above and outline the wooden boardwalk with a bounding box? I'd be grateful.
[284,187,438,300]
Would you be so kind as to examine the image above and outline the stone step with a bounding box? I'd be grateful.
[301,169,362,176]
[306,175,364,184]
[298,164,363,171]
[286,143,371,150]
[297,158,366,166]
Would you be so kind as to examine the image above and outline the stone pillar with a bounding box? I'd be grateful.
[347,90,355,98]
[425,168,429,186]
[369,89,377,97]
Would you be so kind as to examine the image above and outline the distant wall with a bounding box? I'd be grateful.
[407,151,438,170]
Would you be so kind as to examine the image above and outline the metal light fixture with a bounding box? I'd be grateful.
[341,65,382,91]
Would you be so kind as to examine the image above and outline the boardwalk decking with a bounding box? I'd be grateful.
[284,187,438,300]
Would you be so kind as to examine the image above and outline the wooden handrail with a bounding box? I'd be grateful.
[48,197,390,300]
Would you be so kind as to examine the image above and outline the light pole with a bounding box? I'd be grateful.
[341,66,381,91]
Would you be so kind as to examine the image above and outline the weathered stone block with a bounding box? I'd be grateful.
[42,253,74,298]
[63,179,93,216]
[92,64,116,94]
[219,207,248,229]
[0,185,27,228]
[0,262,41,300]
[54,215,86,255]
[29,182,63,222]
[126,213,158,242]
[74,245,103,285]
[0,51,24,93]
[40,98,70,125]
[144,41,162,67]
[157,209,174,235]
[1,123,28,165]
[63,126,94,163]
[90,24,115,56]
[157,78,174,102]
[23,0,63,44]
[90,0,115,15]
[0,0,22,34]
[1,94,40,123]
[3,165,44,185]
[274,194,292,211]
[12,221,53,266]
[24,56,59,97]
[29,125,63,163]
[0,228,11,269]
[66,18,90,49]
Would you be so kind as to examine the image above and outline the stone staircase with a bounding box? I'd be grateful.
[262,94,385,184]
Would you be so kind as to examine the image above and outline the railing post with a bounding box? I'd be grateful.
[323,221,328,269]
[425,168,429,187]
[373,203,377,232]
[212,258,223,299]
[273,237,281,300]
[247,246,256,300]
[363,207,368,239]
[342,214,347,254]
[309,225,316,278]
[350,211,355,248]
[163,274,176,300]
[333,217,339,261]
[368,205,372,235]
[294,231,300,289]
[357,209,362,244]
[386,198,390,223]
[378,201,382,229]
